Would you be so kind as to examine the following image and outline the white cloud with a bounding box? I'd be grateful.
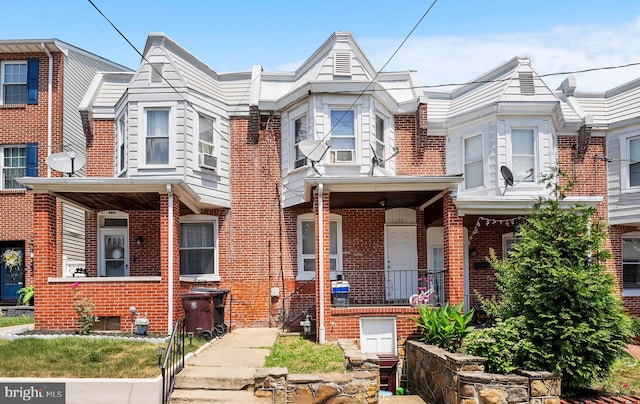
[359,18,640,93]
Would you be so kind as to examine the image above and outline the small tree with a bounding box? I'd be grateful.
[471,172,631,392]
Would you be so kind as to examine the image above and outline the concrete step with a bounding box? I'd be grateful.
[171,389,272,404]
[175,366,256,390]
[379,395,427,403]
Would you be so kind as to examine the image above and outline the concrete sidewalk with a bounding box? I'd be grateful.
[171,328,280,403]
[188,327,280,368]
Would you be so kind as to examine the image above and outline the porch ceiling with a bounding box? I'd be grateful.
[327,190,442,209]
[56,191,161,210]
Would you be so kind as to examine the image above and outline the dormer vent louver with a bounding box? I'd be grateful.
[519,72,535,94]
[150,63,163,83]
[334,51,352,76]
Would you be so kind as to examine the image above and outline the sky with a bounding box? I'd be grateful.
[3,0,640,93]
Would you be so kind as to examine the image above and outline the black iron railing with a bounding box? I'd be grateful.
[332,268,446,307]
[161,316,186,404]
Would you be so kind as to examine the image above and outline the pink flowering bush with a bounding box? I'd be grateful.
[71,282,98,334]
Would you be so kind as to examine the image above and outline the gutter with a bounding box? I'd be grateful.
[41,42,53,177]
[318,183,326,344]
[167,184,174,334]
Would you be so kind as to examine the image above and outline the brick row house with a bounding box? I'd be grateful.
[13,32,640,353]
[0,39,129,304]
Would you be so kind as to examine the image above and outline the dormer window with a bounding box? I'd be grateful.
[330,110,355,164]
[464,135,483,188]
[375,115,385,168]
[511,128,535,182]
[198,114,217,171]
[145,109,169,165]
[294,114,309,169]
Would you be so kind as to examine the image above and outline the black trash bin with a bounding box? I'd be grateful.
[181,293,214,338]
[191,288,230,334]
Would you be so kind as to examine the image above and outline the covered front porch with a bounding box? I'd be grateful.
[19,177,203,334]
[286,175,466,342]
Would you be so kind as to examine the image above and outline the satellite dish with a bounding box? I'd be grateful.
[500,165,514,195]
[369,144,399,176]
[298,139,330,176]
[46,151,86,176]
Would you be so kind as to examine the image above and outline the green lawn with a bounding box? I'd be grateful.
[263,336,345,374]
[0,316,34,328]
[594,353,640,395]
[0,334,206,378]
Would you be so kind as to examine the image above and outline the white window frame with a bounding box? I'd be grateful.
[97,211,129,277]
[139,103,176,169]
[508,128,537,183]
[622,232,640,296]
[1,61,27,105]
[464,134,484,189]
[374,114,386,168]
[329,108,357,164]
[1,145,26,190]
[620,135,640,191]
[293,113,309,170]
[502,232,517,257]
[195,112,217,171]
[297,213,342,281]
[179,215,220,282]
[116,112,127,176]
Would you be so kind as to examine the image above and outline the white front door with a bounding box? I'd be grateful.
[99,229,129,277]
[385,225,417,301]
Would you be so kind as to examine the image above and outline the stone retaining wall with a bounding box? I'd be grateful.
[406,340,561,404]
[255,368,379,404]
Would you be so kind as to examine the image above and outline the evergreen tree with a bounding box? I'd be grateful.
[488,172,631,391]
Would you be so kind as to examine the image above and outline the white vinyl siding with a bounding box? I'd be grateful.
[464,135,483,188]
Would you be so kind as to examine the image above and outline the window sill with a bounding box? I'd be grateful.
[180,275,221,283]
[0,103,27,109]
[623,288,640,297]
[0,189,27,195]
[48,276,161,283]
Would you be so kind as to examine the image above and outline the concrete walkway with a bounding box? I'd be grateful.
[171,327,279,403]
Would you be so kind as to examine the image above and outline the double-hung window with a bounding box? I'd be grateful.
[374,115,385,167]
[511,129,535,182]
[330,110,355,163]
[180,216,218,278]
[464,135,483,188]
[623,236,640,289]
[145,109,169,165]
[2,62,26,104]
[2,146,26,190]
[297,213,342,280]
[116,114,127,174]
[197,114,217,170]
[294,114,309,169]
[629,138,640,187]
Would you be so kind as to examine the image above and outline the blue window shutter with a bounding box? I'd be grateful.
[26,142,38,177]
[26,58,39,105]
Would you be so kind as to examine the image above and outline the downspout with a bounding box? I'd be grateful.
[40,43,53,178]
[318,183,326,344]
[167,184,174,334]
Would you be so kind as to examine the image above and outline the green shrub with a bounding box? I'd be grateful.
[487,171,632,392]
[413,303,474,352]
[464,316,533,374]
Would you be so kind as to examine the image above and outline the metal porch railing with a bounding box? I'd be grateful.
[161,316,186,404]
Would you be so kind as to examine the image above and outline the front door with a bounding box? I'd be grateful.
[99,230,128,277]
[1,244,25,302]
[385,225,417,301]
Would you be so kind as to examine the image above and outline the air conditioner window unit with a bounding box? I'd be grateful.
[330,150,354,163]
[199,152,217,170]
